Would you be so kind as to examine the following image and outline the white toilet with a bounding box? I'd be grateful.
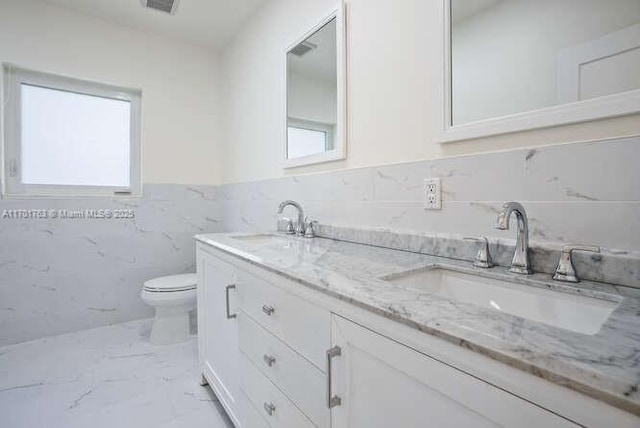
[140,273,197,345]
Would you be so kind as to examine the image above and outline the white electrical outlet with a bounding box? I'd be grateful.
[424,178,442,210]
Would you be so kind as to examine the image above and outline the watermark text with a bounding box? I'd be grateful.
[2,209,135,219]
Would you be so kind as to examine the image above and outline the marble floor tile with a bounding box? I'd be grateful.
[0,319,233,428]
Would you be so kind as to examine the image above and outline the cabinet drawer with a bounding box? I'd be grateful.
[240,353,315,428]
[237,269,330,370]
[238,389,270,428]
[239,313,329,428]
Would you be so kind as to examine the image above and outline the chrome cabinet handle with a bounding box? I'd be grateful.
[263,354,276,367]
[263,402,276,416]
[225,284,236,319]
[262,305,275,316]
[326,346,342,408]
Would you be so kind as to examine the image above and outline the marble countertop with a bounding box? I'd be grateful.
[195,232,640,415]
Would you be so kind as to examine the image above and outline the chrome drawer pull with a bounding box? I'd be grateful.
[326,346,342,408]
[262,305,275,316]
[264,402,276,416]
[263,354,276,367]
[225,285,236,319]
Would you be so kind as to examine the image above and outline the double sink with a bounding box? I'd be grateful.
[230,232,620,336]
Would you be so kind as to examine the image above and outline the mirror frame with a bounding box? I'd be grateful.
[439,0,640,143]
[282,4,346,168]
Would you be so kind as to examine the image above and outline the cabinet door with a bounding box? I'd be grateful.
[330,316,577,428]
[197,249,240,426]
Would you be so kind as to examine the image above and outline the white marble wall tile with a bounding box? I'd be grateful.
[524,201,640,250]
[143,184,189,201]
[220,181,264,202]
[218,136,640,264]
[271,198,640,252]
[222,199,283,233]
[0,184,221,347]
[184,184,220,201]
[227,178,298,202]
[291,168,375,202]
[371,162,435,202]
[302,201,498,240]
[373,150,525,202]
[523,137,640,202]
[254,177,298,202]
[219,183,240,201]
[141,183,219,202]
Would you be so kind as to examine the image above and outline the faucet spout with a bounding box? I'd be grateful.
[495,202,532,275]
[277,200,305,236]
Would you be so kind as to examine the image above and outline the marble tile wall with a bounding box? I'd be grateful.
[220,136,640,273]
[0,184,221,347]
[2,136,638,346]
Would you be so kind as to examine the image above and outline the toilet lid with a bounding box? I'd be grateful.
[143,273,197,292]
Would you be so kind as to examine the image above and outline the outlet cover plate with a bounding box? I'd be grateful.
[424,178,442,210]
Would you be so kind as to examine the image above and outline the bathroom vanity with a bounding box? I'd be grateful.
[195,232,640,428]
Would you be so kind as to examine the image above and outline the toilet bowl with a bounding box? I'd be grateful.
[140,273,197,345]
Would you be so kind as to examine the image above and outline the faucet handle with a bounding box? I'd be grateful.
[464,236,494,269]
[303,218,318,238]
[286,219,295,235]
[278,217,294,234]
[561,244,600,254]
[553,244,600,283]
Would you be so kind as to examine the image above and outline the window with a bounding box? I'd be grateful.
[286,118,334,159]
[3,65,141,196]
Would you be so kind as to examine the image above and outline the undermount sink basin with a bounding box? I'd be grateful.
[382,267,620,335]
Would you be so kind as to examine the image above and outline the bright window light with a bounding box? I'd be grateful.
[287,126,327,159]
[20,84,131,187]
[3,66,141,197]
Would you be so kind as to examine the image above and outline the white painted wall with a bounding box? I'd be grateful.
[0,0,222,185]
[220,0,640,184]
[452,0,640,124]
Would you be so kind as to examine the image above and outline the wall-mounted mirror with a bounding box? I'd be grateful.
[284,6,345,168]
[441,0,640,142]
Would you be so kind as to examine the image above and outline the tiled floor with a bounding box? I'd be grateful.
[0,319,234,428]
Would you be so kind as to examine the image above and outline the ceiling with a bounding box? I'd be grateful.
[36,0,268,50]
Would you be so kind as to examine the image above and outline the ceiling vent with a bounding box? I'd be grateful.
[143,0,179,15]
[290,41,317,57]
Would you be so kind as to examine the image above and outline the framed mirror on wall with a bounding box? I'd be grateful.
[283,4,346,168]
[440,0,640,143]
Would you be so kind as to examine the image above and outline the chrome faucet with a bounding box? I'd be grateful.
[277,200,305,236]
[495,202,532,275]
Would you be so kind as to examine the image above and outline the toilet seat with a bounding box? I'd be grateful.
[143,273,197,293]
[140,273,198,345]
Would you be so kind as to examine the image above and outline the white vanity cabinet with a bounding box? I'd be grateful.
[196,244,241,426]
[196,242,639,428]
[329,316,576,428]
